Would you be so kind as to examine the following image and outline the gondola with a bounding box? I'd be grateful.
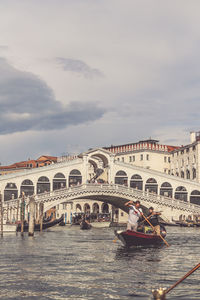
[114,225,167,247]
[80,220,92,230]
[16,215,64,232]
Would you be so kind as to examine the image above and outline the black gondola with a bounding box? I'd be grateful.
[80,220,92,230]
[16,215,64,232]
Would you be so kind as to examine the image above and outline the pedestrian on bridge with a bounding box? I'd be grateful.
[125,200,143,231]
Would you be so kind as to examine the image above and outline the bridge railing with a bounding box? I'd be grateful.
[3,183,200,214]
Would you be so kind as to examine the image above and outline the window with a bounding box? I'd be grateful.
[164,156,167,163]
[146,154,149,160]
[140,154,143,161]
[122,157,124,162]
[168,157,171,163]
[129,156,132,162]
[117,158,120,161]
[133,156,135,162]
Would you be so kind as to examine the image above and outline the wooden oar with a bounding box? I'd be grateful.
[142,214,170,247]
[165,262,200,294]
[140,212,153,224]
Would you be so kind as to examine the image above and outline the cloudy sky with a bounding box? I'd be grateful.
[0,0,200,164]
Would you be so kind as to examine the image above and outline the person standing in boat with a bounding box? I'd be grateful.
[146,207,161,235]
[125,200,143,231]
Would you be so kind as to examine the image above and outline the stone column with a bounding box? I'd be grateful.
[28,197,35,236]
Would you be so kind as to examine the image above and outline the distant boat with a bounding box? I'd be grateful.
[16,215,64,232]
[80,220,91,230]
[114,226,167,247]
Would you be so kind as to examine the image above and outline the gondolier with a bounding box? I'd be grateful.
[125,200,143,231]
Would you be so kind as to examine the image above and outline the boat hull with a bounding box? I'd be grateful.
[115,229,166,247]
[16,215,64,232]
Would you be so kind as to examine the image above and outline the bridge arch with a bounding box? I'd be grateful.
[4,183,18,201]
[160,182,172,197]
[53,173,66,190]
[130,174,143,190]
[115,170,128,185]
[69,169,82,186]
[101,203,109,213]
[37,176,50,194]
[145,178,158,193]
[190,190,200,205]
[175,186,188,202]
[20,179,34,196]
[83,203,90,214]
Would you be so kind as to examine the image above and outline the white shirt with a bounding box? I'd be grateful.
[128,205,143,225]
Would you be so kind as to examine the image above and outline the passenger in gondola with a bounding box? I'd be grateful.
[125,200,143,231]
[145,207,161,235]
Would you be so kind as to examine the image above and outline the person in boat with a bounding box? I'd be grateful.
[125,200,143,231]
[145,206,161,235]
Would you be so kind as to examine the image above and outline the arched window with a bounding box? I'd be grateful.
[84,203,90,214]
[115,170,128,186]
[37,176,50,194]
[175,186,188,202]
[76,204,82,212]
[145,178,158,194]
[193,168,196,179]
[186,170,190,180]
[102,203,109,213]
[190,190,200,205]
[130,174,143,190]
[69,169,82,186]
[4,183,18,201]
[92,203,99,214]
[181,171,184,178]
[53,173,66,190]
[20,179,34,196]
[160,182,173,198]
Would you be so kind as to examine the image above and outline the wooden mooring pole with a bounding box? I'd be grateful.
[28,197,35,236]
[21,192,25,236]
[0,193,3,237]
[39,203,44,232]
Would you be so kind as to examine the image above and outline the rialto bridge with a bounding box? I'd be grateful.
[1,148,200,223]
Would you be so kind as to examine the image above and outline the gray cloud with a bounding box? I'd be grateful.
[0,58,105,135]
[56,57,104,79]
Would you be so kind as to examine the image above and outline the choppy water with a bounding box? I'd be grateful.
[0,226,199,300]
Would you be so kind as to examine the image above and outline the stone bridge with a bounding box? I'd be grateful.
[4,183,200,223]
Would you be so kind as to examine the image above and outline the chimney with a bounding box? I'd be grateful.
[190,132,196,143]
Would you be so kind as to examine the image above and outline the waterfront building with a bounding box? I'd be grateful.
[170,131,200,183]
[0,155,57,176]
[104,139,178,175]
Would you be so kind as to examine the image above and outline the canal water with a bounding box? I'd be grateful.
[0,226,199,300]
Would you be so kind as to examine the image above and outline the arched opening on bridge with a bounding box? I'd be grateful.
[4,183,18,201]
[92,203,99,214]
[192,168,196,179]
[186,169,190,180]
[115,170,128,186]
[145,178,158,193]
[76,204,82,212]
[20,179,34,196]
[190,190,200,205]
[181,171,184,178]
[130,174,143,190]
[90,153,109,168]
[101,203,109,213]
[53,173,66,190]
[175,186,188,202]
[160,182,172,197]
[37,176,50,194]
[84,203,90,215]
[69,169,82,187]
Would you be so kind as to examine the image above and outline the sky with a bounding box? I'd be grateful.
[0,0,200,165]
